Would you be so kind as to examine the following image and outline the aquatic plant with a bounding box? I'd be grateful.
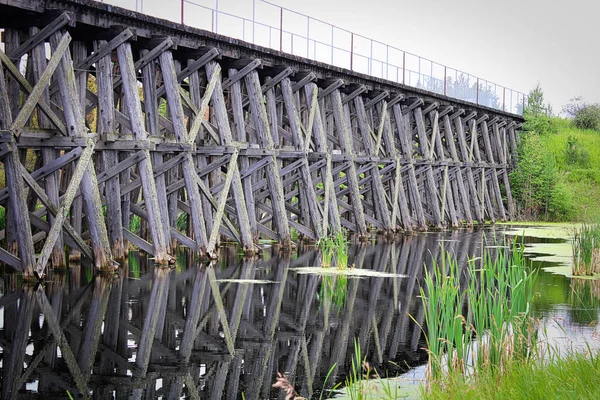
[419,237,538,385]
[572,223,600,276]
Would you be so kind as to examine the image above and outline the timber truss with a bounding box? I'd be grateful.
[0,3,521,276]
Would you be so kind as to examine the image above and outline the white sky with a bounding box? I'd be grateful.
[103,0,600,113]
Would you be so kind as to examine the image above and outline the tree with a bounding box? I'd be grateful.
[562,97,600,131]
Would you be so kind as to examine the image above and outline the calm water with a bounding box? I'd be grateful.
[0,226,598,399]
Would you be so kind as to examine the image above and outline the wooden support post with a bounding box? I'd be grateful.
[454,115,485,223]
[442,115,473,225]
[97,40,126,260]
[206,61,257,253]
[331,89,368,237]
[0,62,36,278]
[159,50,209,254]
[304,82,341,234]
[30,26,66,268]
[229,68,259,242]
[140,49,172,252]
[480,120,507,221]
[394,104,427,229]
[245,70,292,246]
[117,42,170,263]
[414,107,443,228]
[281,78,324,239]
[354,96,393,232]
[49,31,113,272]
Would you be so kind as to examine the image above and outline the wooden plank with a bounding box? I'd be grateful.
[7,12,73,59]
[10,32,71,134]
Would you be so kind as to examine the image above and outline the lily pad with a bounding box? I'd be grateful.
[291,266,408,278]
[215,279,276,284]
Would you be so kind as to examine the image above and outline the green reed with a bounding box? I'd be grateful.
[420,237,538,385]
[572,223,600,276]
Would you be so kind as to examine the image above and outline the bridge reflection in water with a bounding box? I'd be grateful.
[1,228,499,399]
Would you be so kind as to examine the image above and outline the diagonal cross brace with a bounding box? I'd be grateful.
[35,139,95,276]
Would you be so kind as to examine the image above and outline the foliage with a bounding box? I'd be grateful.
[535,117,600,221]
[522,83,556,136]
[565,135,590,167]
[419,238,538,384]
[571,223,600,276]
[562,96,600,131]
[318,231,350,310]
[510,132,570,220]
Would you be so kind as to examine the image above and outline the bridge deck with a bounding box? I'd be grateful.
[0,0,521,276]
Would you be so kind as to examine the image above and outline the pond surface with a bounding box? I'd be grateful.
[0,225,598,399]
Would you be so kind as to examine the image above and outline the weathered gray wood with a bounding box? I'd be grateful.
[97,40,125,259]
[117,42,170,263]
[304,82,341,233]
[393,104,426,229]
[480,120,507,221]
[354,96,392,231]
[30,26,66,268]
[50,32,113,271]
[206,61,257,253]
[414,107,443,228]
[229,68,258,241]
[0,64,36,277]
[331,89,368,236]
[454,115,485,223]
[160,50,209,254]
[245,70,292,245]
[34,140,95,276]
[281,77,324,239]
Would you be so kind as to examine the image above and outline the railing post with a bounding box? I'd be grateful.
[444,66,447,96]
[252,0,255,43]
[306,17,310,58]
[402,51,405,85]
[279,8,283,52]
[181,0,184,24]
[350,32,354,71]
[331,26,334,64]
[503,87,506,112]
[215,0,219,33]
[476,77,479,104]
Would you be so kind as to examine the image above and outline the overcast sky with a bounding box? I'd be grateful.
[105,0,600,114]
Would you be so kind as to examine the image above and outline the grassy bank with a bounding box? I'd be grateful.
[423,351,600,400]
[540,118,600,221]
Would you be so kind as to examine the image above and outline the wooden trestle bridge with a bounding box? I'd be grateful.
[0,0,522,278]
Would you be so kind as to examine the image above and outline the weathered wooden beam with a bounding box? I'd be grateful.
[0,67,36,276]
[117,41,170,263]
[50,31,114,271]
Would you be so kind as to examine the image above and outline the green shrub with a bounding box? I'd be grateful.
[565,135,590,167]
[562,97,600,131]
[573,104,600,131]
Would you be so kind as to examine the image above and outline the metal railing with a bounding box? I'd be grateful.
[100,0,527,115]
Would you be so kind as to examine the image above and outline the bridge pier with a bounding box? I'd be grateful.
[0,0,521,275]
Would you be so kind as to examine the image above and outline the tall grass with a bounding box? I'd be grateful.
[572,223,600,276]
[419,238,538,386]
